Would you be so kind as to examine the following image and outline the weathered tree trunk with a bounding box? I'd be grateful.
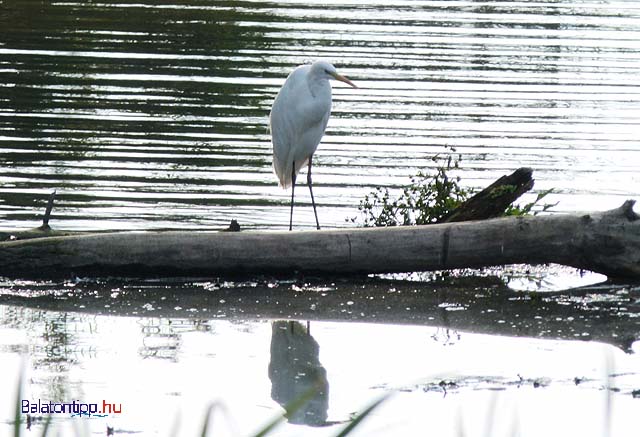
[0,201,638,279]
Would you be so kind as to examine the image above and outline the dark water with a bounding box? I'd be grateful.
[1,2,640,436]
[1,0,639,231]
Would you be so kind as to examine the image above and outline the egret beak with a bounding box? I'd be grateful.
[331,72,357,88]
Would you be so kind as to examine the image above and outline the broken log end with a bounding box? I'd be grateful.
[512,167,533,180]
[440,167,535,223]
[599,199,639,223]
[576,200,640,279]
[620,199,638,222]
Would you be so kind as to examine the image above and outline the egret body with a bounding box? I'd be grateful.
[270,60,356,230]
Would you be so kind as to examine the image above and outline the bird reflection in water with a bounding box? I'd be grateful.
[268,321,329,426]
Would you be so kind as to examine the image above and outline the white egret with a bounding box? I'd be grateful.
[270,60,357,231]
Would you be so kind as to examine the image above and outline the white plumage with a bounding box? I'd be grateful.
[269,60,356,230]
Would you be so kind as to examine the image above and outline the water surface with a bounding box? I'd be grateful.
[1,1,640,436]
[1,0,639,230]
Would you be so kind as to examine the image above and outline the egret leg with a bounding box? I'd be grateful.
[289,162,296,231]
[307,157,320,230]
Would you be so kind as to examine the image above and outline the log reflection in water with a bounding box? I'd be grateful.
[0,276,637,352]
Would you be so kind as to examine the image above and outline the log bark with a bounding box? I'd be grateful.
[0,201,638,279]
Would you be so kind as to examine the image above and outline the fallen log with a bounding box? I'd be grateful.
[0,201,638,279]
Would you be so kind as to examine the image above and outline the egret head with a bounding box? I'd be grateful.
[311,60,357,88]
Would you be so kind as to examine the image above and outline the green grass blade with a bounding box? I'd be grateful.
[14,366,24,437]
[251,414,286,437]
[333,392,391,437]
[200,401,233,437]
[38,416,52,437]
[252,384,320,437]
[200,403,215,437]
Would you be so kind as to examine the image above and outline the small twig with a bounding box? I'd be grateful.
[41,190,56,230]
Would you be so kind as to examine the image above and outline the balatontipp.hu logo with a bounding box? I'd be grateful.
[22,399,122,418]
